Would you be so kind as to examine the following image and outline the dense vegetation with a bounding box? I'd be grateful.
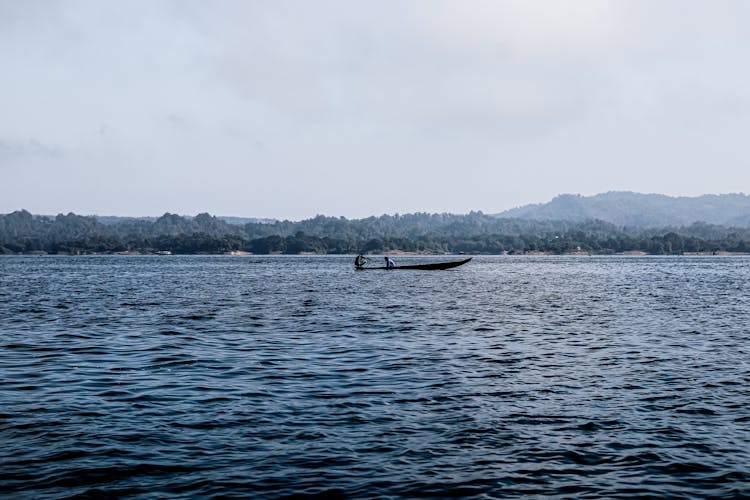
[2,209,750,255]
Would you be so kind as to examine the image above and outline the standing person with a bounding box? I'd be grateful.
[384,256,395,269]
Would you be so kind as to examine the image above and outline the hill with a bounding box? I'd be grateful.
[4,208,750,255]
[497,192,750,227]
[91,215,275,226]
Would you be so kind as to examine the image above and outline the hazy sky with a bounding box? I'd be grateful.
[2,1,749,219]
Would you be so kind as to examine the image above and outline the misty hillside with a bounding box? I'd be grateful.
[496,192,750,227]
[5,208,750,255]
[89,215,275,226]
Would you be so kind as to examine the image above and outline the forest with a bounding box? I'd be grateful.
[2,209,750,255]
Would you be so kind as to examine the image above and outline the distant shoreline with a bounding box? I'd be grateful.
[4,209,750,256]
[4,250,749,257]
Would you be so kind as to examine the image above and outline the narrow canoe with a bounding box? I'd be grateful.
[356,257,472,270]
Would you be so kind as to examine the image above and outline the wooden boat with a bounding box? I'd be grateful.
[356,257,471,270]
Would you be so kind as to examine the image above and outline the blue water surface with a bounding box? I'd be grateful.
[1,255,749,498]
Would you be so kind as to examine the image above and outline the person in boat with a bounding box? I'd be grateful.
[384,256,395,269]
[354,255,368,268]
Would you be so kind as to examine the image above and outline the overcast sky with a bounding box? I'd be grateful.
[1,1,749,219]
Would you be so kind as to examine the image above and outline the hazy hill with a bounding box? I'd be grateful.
[5,207,750,255]
[496,192,750,227]
[90,215,275,226]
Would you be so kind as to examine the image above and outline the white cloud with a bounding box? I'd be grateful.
[1,0,749,218]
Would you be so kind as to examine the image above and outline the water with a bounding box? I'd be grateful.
[1,255,748,499]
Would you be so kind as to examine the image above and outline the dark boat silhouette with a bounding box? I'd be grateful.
[356,257,471,270]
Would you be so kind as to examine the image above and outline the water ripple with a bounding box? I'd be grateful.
[1,255,749,498]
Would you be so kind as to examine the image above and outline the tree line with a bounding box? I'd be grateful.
[2,209,750,255]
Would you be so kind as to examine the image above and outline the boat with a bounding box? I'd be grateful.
[355,257,471,270]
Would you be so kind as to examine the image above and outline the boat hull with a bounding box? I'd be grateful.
[356,258,471,270]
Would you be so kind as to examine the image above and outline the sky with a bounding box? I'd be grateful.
[1,0,749,220]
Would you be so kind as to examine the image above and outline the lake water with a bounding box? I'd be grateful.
[1,255,749,498]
